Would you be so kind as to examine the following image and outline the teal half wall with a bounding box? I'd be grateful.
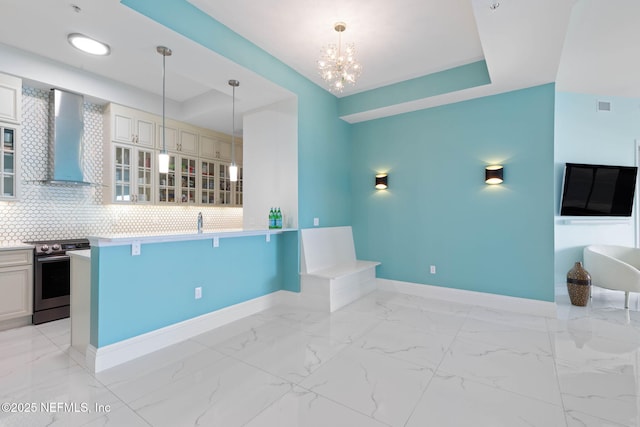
[121,0,352,229]
[90,234,297,347]
[350,84,556,302]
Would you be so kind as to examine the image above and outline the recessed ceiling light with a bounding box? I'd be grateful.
[67,33,110,56]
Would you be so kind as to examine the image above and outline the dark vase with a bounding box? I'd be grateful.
[567,261,591,306]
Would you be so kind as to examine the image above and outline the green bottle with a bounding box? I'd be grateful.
[268,208,275,229]
[276,208,282,229]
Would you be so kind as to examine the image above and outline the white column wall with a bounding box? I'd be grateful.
[242,98,298,229]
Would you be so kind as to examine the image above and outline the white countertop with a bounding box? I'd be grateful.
[0,242,34,251]
[89,228,297,247]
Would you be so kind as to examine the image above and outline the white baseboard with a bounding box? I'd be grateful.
[85,280,558,372]
[377,278,557,318]
[0,316,32,332]
[86,290,288,373]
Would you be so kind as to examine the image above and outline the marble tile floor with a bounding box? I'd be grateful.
[3,287,640,426]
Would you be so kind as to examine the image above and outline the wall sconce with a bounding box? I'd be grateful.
[375,173,388,190]
[485,165,504,184]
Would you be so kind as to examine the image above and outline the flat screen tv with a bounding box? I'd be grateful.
[560,163,638,217]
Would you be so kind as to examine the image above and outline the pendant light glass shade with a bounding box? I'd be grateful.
[228,79,240,182]
[157,46,172,174]
[158,153,170,174]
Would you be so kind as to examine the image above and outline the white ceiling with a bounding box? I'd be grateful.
[0,0,638,133]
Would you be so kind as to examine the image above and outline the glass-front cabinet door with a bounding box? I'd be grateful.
[180,157,197,203]
[201,160,216,204]
[218,163,231,205]
[1,126,16,199]
[114,145,131,202]
[136,150,153,203]
[158,154,177,203]
[112,145,153,203]
[234,166,243,206]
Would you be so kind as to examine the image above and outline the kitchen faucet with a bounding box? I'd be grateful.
[197,212,203,234]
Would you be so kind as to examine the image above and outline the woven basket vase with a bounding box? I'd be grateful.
[567,261,591,306]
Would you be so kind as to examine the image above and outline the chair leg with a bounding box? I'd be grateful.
[625,291,630,309]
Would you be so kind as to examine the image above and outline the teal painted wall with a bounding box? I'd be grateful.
[338,61,491,118]
[350,84,556,301]
[90,234,295,347]
[122,0,352,229]
[554,92,640,284]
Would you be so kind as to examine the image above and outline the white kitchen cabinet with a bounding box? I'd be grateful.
[199,131,242,206]
[103,103,242,206]
[0,73,21,201]
[0,249,33,322]
[218,163,232,205]
[179,155,198,203]
[0,125,19,200]
[200,132,241,162]
[178,129,199,155]
[158,154,198,204]
[108,144,154,203]
[157,123,178,152]
[108,104,155,147]
[200,159,216,204]
[234,166,243,206]
[158,121,198,155]
[158,153,177,203]
[199,134,217,159]
[0,73,22,125]
[200,160,243,206]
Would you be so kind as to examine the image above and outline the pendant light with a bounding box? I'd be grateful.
[228,79,240,182]
[157,46,172,174]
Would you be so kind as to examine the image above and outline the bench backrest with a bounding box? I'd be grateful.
[300,226,357,274]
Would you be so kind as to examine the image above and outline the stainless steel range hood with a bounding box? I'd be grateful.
[46,89,92,186]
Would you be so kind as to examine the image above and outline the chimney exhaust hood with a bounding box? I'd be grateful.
[46,88,92,186]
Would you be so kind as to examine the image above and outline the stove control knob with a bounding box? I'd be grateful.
[40,244,49,252]
[52,244,61,251]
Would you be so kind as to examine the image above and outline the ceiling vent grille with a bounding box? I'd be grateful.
[597,100,611,112]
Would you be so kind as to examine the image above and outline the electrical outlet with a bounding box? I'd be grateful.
[430,265,436,274]
[195,287,202,299]
[313,217,320,226]
[131,241,141,256]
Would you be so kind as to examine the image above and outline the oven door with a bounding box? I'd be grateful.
[34,255,70,312]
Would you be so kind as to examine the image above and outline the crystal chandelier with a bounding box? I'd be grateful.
[318,22,362,93]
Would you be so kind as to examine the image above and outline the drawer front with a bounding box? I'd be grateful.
[0,250,33,267]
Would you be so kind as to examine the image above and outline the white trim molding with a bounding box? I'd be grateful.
[377,278,557,318]
[84,279,558,372]
[86,290,287,372]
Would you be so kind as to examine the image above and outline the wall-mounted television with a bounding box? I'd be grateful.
[560,163,638,217]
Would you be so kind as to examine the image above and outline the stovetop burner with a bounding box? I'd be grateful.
[25,238,90,256]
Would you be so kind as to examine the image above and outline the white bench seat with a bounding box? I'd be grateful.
[300,226,380,312]
[302,260,381,280]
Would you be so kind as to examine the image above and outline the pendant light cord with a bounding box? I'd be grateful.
[231,83,235,165]
[162,51,166,154]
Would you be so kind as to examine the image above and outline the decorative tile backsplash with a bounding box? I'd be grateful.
[0,87,242,244]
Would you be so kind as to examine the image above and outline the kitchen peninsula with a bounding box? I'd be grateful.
[83,228,298,372]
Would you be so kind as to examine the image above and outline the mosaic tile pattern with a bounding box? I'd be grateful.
[0,87,242,244]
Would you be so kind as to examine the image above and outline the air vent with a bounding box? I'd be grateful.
[597,100,611,112]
